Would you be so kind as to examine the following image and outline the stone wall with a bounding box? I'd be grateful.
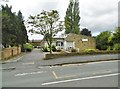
[66,33,96,51]
[1,47,21,60]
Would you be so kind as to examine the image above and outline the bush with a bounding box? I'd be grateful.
[23,43,33,52]
[113,43,120,51]
[56,49,61,52]
[71,48,77,52]
[84,49,97,53]
[42,46,50,52]
[52,45,57,52]
[43,45,57,52]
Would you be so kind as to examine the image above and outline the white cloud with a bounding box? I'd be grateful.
[1,0,119,39]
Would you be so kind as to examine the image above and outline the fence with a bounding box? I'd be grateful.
[0,47,21,60]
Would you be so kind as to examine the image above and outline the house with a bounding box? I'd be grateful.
[29,40,42,48]
[41,33,96,51]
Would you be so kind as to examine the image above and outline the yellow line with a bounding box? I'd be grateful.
[52,71,58,79]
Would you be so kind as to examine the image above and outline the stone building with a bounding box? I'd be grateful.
[42,33,96,51]
[66,33,96,51]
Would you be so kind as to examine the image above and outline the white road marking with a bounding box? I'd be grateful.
[16,56,24,61]
[92,70,112,75]
[62,64,83,67]
[15,71,46,76]
[59,75,77,79]
[38,67,44,69]
[23,62,34,65]
[52,71,58,79]
[41,73,120,86]
[52,71,77,79]
[4,56,24,63]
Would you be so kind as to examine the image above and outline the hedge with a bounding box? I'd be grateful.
[44,50,120,60]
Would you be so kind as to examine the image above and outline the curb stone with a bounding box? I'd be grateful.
[40,58,120,66]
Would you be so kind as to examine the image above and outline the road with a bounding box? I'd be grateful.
[1,49,119,87]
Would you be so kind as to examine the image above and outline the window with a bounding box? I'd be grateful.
[56,41,64,46]
[61,42,64,46]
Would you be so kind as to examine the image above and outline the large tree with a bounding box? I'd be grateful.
[65,0,80,34]
[17,10,28,44]
[80,28,92,36]
[112,27,120,44]
[2,4,28,48]
[27,10,64,54]
[96,31,112,50]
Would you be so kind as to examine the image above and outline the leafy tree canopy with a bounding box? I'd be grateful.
[80,28,92,36]
[27,10,64,53]
[65,0,80,34]
[2,4,28,48]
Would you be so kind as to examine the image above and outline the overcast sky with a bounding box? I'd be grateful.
[1,0,119,40]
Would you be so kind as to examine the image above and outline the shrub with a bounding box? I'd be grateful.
[56,49,61,52]
[23,43,33,52]
[42,46,50,52]
[52,45,57,52]
[84,49,97,53]
[71,48,77,52]
[113,43,120,51]
[43,45,57,52]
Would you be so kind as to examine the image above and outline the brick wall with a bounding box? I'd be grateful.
[1,47,21,60]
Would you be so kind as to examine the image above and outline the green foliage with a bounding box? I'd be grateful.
[95,27,120,51]
[43,46,50,52]
[96,31,111,50]
[80,28,92,36]
[84,49,97,53]
[43,45,57,52]
[71,48,77,52]
[112,27,120,44]
[27,10,64,54]
[2,4,28,48]
[113,43,120,51]
[65,0,80,34]
[51,45,57,52]
[23,43,33,52]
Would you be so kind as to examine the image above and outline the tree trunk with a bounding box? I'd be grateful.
[49,39,52,54]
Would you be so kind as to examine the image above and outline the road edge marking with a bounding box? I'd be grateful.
[42,73,120,86]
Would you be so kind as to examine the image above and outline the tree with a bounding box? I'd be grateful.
[27,10,64,54]
[73,0,80,34]
[2,4,28,48]
[112,27,120,44]
[17,10,28,44]
[111,27,120,51]
[96,31,112,50]
[80,28,92,36]
[2,4,16,47]
[65,0,80,34]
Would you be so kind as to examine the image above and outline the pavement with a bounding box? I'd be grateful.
[40,53,119,66]
[1,48,119,66]
[2,58,119,87]
[1,48,120,87]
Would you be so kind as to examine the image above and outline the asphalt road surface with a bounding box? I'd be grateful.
[1,49,119,87]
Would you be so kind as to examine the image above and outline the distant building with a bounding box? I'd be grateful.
[29,40,42,48]
[41,33,96,51]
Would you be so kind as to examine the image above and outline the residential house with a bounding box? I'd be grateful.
[41,33,96,51]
